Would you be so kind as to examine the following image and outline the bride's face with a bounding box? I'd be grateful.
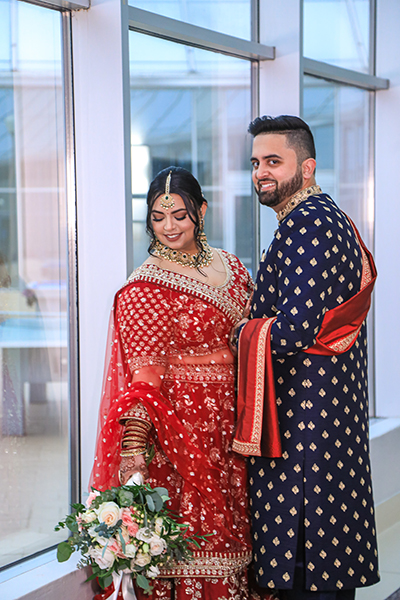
[151,193,205,254]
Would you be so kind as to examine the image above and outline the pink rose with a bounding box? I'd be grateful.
[108,539,123,556]
[121,508,139,537]
[86,490,100,508]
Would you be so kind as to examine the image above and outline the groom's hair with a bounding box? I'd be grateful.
[248,115,316,164]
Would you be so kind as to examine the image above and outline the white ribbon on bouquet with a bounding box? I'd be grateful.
[108,472,144,600]
[109,571,137,600]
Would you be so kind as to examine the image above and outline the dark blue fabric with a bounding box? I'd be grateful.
[247,194,379,592]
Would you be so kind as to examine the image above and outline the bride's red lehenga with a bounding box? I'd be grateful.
[90,250,271,600]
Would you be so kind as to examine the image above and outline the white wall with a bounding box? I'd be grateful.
[72,0,130,492]
[374,0,400,418]
[258,0,302,246]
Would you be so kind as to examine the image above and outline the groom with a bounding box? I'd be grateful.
[233,115,379,600]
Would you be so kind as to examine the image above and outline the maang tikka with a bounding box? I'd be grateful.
[159,171,175,210]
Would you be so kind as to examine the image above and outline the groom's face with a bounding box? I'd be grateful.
[250,133,303,210]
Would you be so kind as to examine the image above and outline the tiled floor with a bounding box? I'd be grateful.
[356,522,400,600]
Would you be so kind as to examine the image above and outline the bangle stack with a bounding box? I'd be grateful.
[120,418,152,457]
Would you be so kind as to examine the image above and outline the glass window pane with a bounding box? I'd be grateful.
[129,32,255,275]
[0,1,70,566]
[303,75,374,414]
[303,0,371,73]
[303,75,372,249]
[130,1,252,41]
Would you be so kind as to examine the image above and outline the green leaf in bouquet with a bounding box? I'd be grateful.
[65,514,79,533]
[100,489,116,502]
[57,541,74,562]
[99,573,114,589]
[84,570,100,583]
[149,492,164,512]
[71,502,85,512]
[118,528,126,554]
[118,489,134,507]
[136,573,151,592]
[146,494,155,511]
[173,548,183,562]
[153,487,169,501]
[94,523,109,536]
[146,444,155,466]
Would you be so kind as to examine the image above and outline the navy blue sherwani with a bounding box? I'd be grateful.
[248,190,379,592]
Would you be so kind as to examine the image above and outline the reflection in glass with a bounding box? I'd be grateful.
[0,1,69,566]
[303,75,372,249]
[303,75,374,413]
[129,32,254,274]
[303,0,371,73]
[130,0,252,41]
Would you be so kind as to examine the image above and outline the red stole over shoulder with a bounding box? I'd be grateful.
[232,217,377,458]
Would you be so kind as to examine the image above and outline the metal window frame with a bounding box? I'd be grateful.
[303,57,389,91]
[127,6,274,61]
[25,0,89,10]
[62,10,80,507]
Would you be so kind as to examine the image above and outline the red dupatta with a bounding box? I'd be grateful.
[233,216,377,458]
[89,283,241,540]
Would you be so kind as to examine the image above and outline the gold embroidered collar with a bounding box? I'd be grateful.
[276,185,322,223]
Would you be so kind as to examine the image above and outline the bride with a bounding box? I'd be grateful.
[90,166,272,600]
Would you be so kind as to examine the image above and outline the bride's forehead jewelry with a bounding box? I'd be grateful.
[159,171,175,210]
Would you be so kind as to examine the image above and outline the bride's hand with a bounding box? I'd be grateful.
[228,317,249,356]
[242,293,253,319]
[119,454,150,485]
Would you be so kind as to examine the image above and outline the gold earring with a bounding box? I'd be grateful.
[199,213,205,232]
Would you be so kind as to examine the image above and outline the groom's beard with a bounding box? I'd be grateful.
[256,167,303,208]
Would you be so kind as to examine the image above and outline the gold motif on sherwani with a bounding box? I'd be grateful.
[276,185,322,223]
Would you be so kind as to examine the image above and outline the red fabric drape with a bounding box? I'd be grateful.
[305,217,377,356]
[233,317,282,458]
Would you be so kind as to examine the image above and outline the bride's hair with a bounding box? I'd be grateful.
[146,166,209,266]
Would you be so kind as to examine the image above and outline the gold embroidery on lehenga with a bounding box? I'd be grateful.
[158,550,252,578]
[165,363,235,383]
[125,250,249,324]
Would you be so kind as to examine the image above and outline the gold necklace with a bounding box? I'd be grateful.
[152,238,213,268]
[276,185,322,223]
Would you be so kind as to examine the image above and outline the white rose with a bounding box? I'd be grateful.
[88,546,116,570]
[134,552,152,567]
[126,472,144,485]
[136,527,153,542]
[154,517,164,535]
[97,502,121,527]
[88,530,108,546]
[124,543,137,558]
[81,510,97,524]
[146,564,160,578]
[149,536,167,556]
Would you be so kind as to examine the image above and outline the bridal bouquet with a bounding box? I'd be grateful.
[55,476,203,595]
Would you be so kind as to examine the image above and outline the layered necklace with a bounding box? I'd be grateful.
[152,170,213,268]
[152,237,213,268]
